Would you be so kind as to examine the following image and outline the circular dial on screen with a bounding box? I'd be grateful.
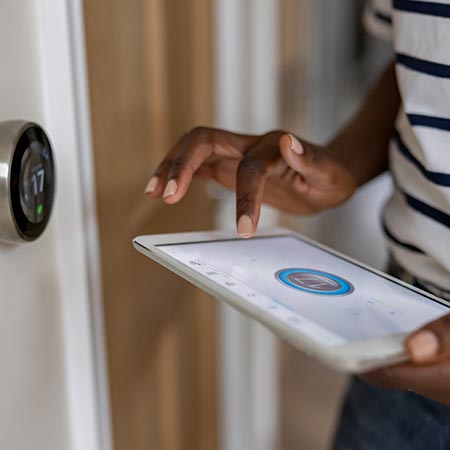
[276,268,354,296]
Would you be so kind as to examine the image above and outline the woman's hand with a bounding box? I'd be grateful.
[145,127,356,237]
[362,313,450,406]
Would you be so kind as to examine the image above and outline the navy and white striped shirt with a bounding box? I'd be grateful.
[366,0,450,290]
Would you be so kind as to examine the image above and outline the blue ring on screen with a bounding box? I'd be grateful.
[276,268,354,296]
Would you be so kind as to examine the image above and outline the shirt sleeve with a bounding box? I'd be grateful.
[363,0,393,41]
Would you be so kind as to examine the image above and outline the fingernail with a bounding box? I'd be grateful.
[289,134,304,155]
[163,179,178,198]
[145,176,159,194]
[408,330,440,362]
[237,215,253,238]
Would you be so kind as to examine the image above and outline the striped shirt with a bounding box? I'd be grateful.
[365,0,450,292]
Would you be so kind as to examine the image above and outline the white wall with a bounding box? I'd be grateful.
[0,2,109,450]
[0,2,70,449]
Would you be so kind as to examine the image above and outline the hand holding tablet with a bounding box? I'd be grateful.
[133,228,450,373]
[142,126,450,400]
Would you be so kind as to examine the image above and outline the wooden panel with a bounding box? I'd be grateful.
[83,1,217,449]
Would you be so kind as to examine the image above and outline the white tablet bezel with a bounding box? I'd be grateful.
[133,228,450,373]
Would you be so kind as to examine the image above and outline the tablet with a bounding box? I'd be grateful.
[133,228,450,373]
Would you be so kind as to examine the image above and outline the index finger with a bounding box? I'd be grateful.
[235,144,279,238]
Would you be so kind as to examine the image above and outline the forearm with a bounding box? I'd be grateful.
[328,61,400,186]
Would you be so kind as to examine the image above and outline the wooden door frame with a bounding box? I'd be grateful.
[82,0,217,449]
[36,1,112,449]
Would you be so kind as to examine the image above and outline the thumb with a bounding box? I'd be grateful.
[279,134,340,188]
[406,314,450,364]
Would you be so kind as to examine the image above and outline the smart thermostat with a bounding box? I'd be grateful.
[0,120,55,243]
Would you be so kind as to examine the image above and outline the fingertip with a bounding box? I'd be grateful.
[406,329,440,363]
[161,179,184,204]
[145,176,159,195]
[145,190,159,199]
[288,134,304,155]
[163,179,178,198]
[237,215,254,238]
[279,133,304,156]
[279,135,310,176]
[279,133,292,151]
[163,195,181,205]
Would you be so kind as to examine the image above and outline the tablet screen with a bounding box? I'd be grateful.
[157,235,448,347]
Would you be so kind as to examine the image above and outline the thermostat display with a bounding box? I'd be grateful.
[20,143,49,223]
[0,121,55,242]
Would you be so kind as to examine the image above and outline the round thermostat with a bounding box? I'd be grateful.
[0,121,55,243]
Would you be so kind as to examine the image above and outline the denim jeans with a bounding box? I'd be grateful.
[332,258,450,450]
[332,377,450,450]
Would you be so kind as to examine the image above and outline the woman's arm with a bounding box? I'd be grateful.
[146,62,400,236]
[328,61,400,186]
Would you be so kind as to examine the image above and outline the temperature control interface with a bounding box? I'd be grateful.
[0,121,55,242]
[276,268,354,295]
